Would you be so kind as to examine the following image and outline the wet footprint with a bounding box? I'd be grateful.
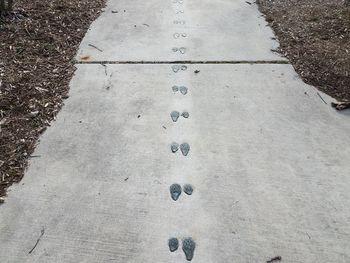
[168,237,179,252]
[172,85,179,92]
[182,238,196,261]
[170,184,182,201]
[172,65,180,73]
[172,47,187,54]
[180,143,190,156]
[171,142,179,153]
[171,111,180,122]
[171,111,189,122]
[179,47,186,54]
[179,86,188,95]
[173,33,187,39]
[172,65,187,72]
[183,184,193,195]
[181,111,189,118]
[172,86,188,95]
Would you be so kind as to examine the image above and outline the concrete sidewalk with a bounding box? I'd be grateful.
[1,1,350,263]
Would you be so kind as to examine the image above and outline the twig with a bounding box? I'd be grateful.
[317,92,327,105]
[267,256,282,263]
[88,44,103,52]
[101,64,107,75]
[28,228,45,254]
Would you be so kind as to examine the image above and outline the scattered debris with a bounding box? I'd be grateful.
[137,115,141,118]
[194,70,200,74]
[246,1,252,5]
[331,101,350,111]
[28,228,45,254]
[142,23,150,27]
[267,256,282,263]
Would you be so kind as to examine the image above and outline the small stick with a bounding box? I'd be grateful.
[29,228,45,254]
[267,256,282,263]
[88,44,103,52]
[317,92,327,105]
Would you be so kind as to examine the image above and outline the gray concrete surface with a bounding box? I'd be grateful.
[76,0,284,62]
[1,0,350,262]
[0,64,350,262]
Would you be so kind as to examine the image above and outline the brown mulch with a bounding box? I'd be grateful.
[0,0,106,201]
[257,0,350,102]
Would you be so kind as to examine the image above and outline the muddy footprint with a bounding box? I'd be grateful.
[182,238,196,261]
[181,111,189,118]
[172,85,179,92]
[170,183,182,201]
[180,143,190,156]
[168,237,179,252]
[171,142,179,153]
[171,111,180,122]
[183,184,193,195]
[179,86,188,95]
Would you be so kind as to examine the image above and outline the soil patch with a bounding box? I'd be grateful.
[0,0,106,200]
[257,0,350,102]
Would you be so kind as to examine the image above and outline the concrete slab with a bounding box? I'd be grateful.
[76,0,284,62]
[1,64,349,263]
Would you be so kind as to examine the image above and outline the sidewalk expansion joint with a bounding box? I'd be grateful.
[75,60,289,65]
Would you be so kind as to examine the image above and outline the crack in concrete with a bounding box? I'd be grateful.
[75,60,289,65]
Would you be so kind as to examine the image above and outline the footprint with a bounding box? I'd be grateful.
[172,85,179,92]
[172,47,179,52]
[168,238,179,252]
[183,184,193,195]
[173,33,187,39]
[172,65,180,73]
[179,86,188,95]
[182,238,196,261]
[170,184,182,201]
[174,20,186,25]
[179,47,186,54]
[171,111,180,122]
[171,142,179,153]
[181,65,187,71]
[180,143,190,156]
[181,111,189,118]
